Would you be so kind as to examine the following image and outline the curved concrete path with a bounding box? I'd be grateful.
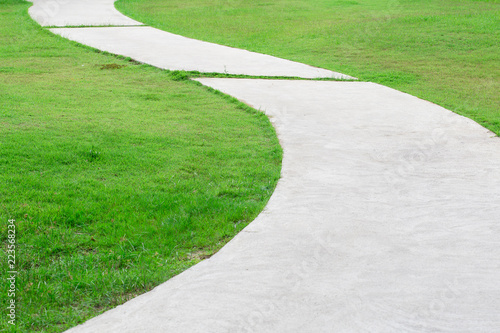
[28,0,352,79]
[29,0,143,27]
[50,26,352,78]
[27,1,500,332]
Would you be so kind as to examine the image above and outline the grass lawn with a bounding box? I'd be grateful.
[117,0,500,136]
[0,0,281,331]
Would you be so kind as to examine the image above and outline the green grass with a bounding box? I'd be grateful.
[0,1,281,331]
[116,0,500,135]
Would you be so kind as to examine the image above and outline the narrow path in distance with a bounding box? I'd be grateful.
[27,1,500,332]
[30,0,352,79]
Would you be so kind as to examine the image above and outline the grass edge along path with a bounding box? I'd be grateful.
[116,0,500,136]
[0,1,282,331]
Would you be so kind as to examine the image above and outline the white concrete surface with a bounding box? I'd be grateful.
[28,0,352,78]
[28,0,142,27]
[66,79,500,333]
[26,1,499,331]
[48,26,352,79]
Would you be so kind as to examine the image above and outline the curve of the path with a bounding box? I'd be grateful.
[28,1,500,332]
[28,0,353,79]
[29,0,143,27]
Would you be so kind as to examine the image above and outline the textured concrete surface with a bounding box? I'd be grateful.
[66,79,500,333]
[28,0,351,78]
[28,0,142,27]
[26,1,499,331]
[48,26,352,79]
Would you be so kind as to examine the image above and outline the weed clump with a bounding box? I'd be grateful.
[170,70,190,81]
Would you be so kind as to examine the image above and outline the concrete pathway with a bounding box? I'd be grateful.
[27,1,500,332]
[50,26,351,78]
[29,0,142,27]
[29,0,351,78]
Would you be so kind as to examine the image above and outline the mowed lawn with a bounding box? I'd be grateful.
[117,0,500,136]
[0,0,281,331]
